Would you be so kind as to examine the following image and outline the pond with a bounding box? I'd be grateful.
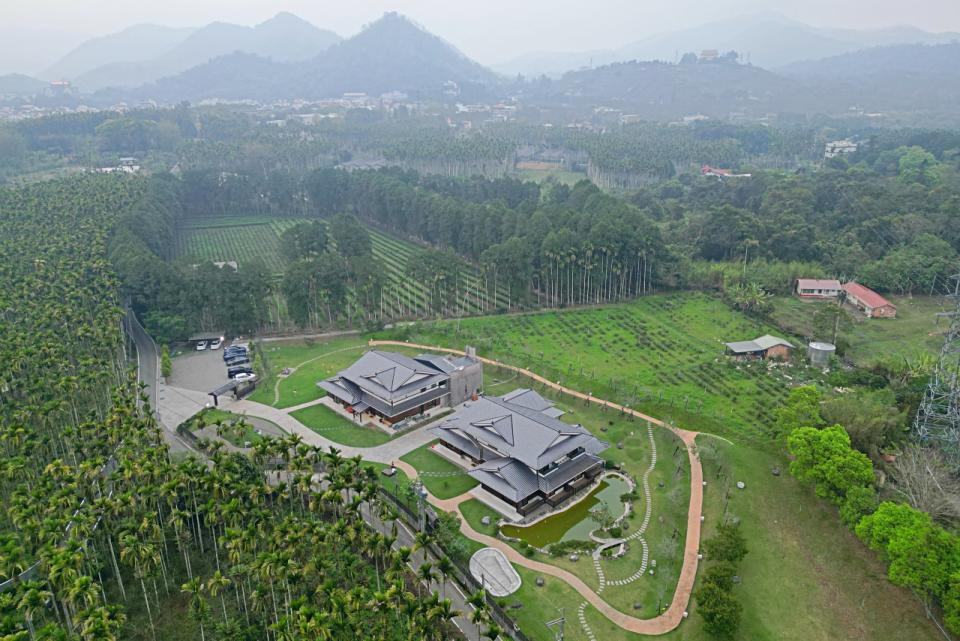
[500,475,630,548]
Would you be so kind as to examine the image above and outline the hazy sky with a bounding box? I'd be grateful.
[3,0,960,74]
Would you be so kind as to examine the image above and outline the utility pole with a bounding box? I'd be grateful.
[545,608,565,641]
[914,273,960,467]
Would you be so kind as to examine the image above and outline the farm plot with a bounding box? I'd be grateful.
[384,292,812,440]
[368,227,510,318]
[177,216,307,274]
[176,216,510,321]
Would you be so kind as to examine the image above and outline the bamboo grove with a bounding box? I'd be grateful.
[0,175,480,641]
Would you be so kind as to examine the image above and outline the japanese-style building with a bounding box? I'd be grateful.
[430,388,608,516]
[319,349,483,425]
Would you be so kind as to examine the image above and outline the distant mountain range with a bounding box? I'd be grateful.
[114,13,497,103]
[493,12,960,76]
[5,12,960,123]
[42,12,341,91]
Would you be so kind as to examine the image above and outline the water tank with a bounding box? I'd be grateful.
[807,342,836,367]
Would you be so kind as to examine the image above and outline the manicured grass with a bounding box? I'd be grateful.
[382,292,814,442]
[400,441,479,499]
[362,460,415,497]
[290,403,394,447]
[771,294,947,366]
[655,436,942,641]
[248,336,368,407]
[459,498,501,536]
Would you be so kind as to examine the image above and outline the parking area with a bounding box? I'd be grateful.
[169,349,232,393]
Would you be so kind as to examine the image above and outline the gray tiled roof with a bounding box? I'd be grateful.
[434,391,606,469]
[319,349,470,418]
[467,453,603,502]
[432,388,608,504]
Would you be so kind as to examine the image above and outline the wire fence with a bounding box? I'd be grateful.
[376,486,536,641]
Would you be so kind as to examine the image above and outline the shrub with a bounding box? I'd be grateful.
[160,345,172,378]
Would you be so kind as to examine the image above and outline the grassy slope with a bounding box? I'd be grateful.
[177,216,307,274]
[770,295,947,366]
[389,293,806,442]
[399,441,479,499]
[289,403,394,447]
[255,295,940,640]
[382,295,940,641]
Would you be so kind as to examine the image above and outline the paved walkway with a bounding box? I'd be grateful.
[369,340,705,636]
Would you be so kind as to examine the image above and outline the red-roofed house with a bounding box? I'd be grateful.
[842,282,897,319]
[796,279,841,299]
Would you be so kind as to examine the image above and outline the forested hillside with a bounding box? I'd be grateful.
[0,174,470,640]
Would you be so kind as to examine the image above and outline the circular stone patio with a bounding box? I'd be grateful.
[469,547,522,597]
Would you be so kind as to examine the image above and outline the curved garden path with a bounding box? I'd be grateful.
[368,340,705,636]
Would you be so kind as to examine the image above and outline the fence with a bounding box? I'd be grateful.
[376,485,536,641]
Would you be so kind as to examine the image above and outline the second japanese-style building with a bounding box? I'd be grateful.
[430,388,608,516]
[319,349,483,425]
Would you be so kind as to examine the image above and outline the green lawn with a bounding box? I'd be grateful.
[290,403,394,447]
[770,294,947,367]
[362,460,414,496]
[248,336,368,407]
[399,441,479,499]
[459,498,501,536]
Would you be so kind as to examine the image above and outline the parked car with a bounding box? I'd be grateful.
[196,341,207,351]
[233,372,257,381]
[223,348,247,361]
[228,367,254,379]
[225,357,250,368]
[210,337,223,350]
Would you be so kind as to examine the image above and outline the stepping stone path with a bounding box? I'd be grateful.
[580,423,658,636]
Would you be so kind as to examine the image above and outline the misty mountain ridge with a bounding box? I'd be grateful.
[49,13,341,91]
[0,73,49,96]
[41,24,196,81]
[123,12,498,102]
[494,11,960,76]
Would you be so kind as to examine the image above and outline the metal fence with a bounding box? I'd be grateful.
[376,486,535,641]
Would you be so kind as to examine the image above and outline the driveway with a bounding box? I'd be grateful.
[169,348,231,392]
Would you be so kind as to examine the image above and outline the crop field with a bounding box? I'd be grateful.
[367,226,510,318]
[177,216,307,274]
[385,292,813,441]
[771,294,949,366]
[175,215,509,319]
